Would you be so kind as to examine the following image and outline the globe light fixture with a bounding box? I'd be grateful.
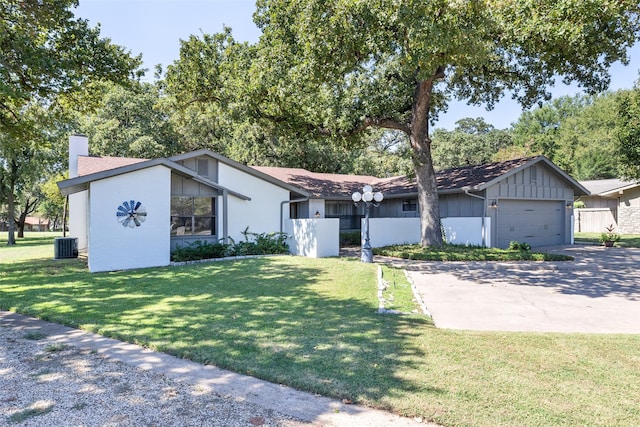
[351,185,384,263]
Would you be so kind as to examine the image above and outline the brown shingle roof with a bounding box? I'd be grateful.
[254,157,538,199]
[252,167,381,198]
[78,156,147,176]
[76,153,573,199]
[435,157,535,192]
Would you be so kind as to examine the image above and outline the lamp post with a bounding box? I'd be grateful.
[352,185,384,263]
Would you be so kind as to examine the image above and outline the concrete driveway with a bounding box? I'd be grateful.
[395,245,640,333]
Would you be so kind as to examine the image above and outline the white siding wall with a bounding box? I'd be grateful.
[366,218,421,247]
[68,135,89,250]
[308,199,325,218]
[286,218,340,257]
[367,217,492,248]
[442,217,491,247]
[69,191,88,251]
[217,163,291,242]
[88,166,171,272]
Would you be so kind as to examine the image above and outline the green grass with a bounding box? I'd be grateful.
[0,231,62,261]
[1,235,639,426]
[374,243,574,261]
[8,403,54,424]
[574,232,640,248]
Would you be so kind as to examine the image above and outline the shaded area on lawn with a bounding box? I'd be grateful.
[2,240,640,426]
[0,256,440,406]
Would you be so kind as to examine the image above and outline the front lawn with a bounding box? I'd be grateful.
[374,243,574,261]
[574,232,640,248]
[1,235,639,426]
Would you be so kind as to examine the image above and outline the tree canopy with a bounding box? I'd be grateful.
[0,0,141,138]
[616,82,640,180]
[509,93,620,180]
[250,0,640,246]
[1,0,141,244]
[431,118,512,170]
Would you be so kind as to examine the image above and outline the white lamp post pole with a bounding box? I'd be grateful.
[352,185,384,263]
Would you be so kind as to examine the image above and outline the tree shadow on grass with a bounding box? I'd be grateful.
[0,257,444,411]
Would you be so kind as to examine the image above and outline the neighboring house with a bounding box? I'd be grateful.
[58,135,587,272]
[256,155,588,249]
[24,216,50,232]
[575,179,640,234]
[0,217,49,232]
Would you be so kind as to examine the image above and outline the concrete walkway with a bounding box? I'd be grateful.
[0,311,430,427]
[384,245,640,333]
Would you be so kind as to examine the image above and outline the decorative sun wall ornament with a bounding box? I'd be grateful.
[116,200,147,228]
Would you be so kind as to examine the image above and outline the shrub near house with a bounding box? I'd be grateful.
[171,229,289,262]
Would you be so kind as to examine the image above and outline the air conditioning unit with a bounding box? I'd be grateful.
[54,237,78,259]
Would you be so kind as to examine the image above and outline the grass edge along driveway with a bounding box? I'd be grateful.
[1,235,639,427]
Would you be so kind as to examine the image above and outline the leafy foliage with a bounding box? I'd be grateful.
[508,93,620,179]
[432,118,512,170]
[78,81,181,158]
[170,228,289,262]
[599,224,622,244]
[339,231,361,247]
[0,0,141,245]
[0,0,141,138]
[508,241,532,251]
[249,0,640,247]
[374,244,572,262]
[616,83,640,180]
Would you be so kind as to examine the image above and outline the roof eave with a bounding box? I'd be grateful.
[169,150,310,198]
[57,158,252,200]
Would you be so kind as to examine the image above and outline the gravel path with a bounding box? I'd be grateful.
[1,312,428,427]
[0,321,309,427]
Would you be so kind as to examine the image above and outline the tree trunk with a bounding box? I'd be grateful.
[6,189,15,246]
[15,197,36,238]
[410,76,444,247]
[411,137,443,247]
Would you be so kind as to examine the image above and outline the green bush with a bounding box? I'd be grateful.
[243,228,289,255]
[171,240,230,262]
[340,231,361,246]
[171,228,289,262]
[508,241,531,251]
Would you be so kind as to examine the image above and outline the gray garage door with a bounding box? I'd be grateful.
[497,200,564,248]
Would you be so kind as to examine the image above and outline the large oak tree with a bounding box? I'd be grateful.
[1,0,141,244]
[251,0,640,246]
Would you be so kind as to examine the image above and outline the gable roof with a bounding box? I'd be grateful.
[58,157,250,200]
[169,150,309,198]
[255,156,589,199]
[59,150,310,199]
[580,178,639,197]
[453,155,589,195]
[78,155,147,176]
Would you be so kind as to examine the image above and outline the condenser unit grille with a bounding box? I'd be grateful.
[54,237,78,259]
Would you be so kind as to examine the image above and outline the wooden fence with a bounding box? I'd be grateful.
[574,208,617,233]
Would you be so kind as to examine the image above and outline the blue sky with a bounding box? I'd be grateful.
[75,0,640,131]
